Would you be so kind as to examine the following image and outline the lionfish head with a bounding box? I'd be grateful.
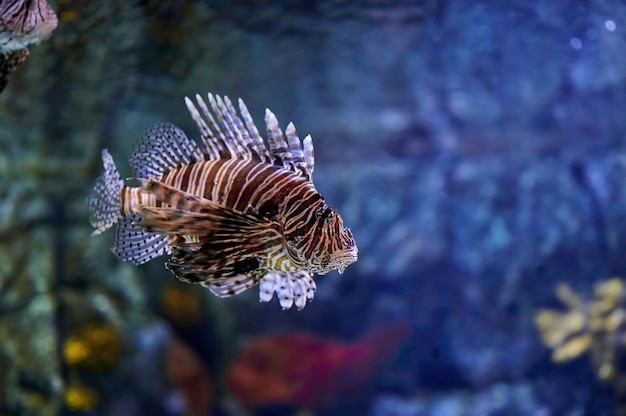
[307,203,358,275]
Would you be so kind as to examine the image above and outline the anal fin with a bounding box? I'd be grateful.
[166,258,266,298]
[203,271,266,298]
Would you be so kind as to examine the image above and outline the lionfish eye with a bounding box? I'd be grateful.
[316,205,334,224]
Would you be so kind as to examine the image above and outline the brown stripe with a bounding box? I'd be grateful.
[202,160,227,200]
[176,163,193,192]
[119,185,127,215]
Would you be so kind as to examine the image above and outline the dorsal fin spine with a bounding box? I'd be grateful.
[223,96,253,159]
[303,134,314,177]
[184,96,221,159]
[208,93,239,158]
[213,94,250,159]
[285,122,305,171]
[265,109,294,168]
[182,91,315,178]
[238,98,268,162]
[196,94,229,156]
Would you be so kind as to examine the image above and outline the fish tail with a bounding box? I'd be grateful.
[88,149,124,235]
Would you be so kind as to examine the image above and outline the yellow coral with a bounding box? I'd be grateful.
[536,278,626,385]
[555,283,582,309]
[605,309,626,333]
[63,337,90,366]
[592,279,623,316]
[552,334,591,362]
[595,279,623,301]
[64,383,99,411]
[62,324,121,371]
[597,362,615,381]
[535,310,585,349]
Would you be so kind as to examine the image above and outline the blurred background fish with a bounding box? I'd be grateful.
[0,0,57,92]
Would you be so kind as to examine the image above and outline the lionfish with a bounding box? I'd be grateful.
[88,92,358,310]
[0,0,58,92]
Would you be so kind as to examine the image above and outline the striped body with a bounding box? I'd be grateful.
[120,158,321,272]
[88,92,358,310]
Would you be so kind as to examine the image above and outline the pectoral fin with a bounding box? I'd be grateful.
[137,203,265,236]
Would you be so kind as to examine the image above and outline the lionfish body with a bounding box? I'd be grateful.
[0,0,58,92]
[88,93,358,310]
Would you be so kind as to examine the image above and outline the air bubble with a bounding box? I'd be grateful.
[605,20,616,32]
[570,37,582,50]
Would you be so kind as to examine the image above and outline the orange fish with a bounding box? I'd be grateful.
[226,324,409,410]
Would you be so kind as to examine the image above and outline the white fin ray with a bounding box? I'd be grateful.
[223,96,264,160]
[238,98,269,161]
[112,215,171,265]
[258,270,316,310]
[211,94,251,159]
[191,94,231,157]
[285,122,309,179]
[265,109,292,168]
[184,91,314,178]
[303,134,314,177]
[129,122,202,179]
[207,93,240,158]
[184,96,221,159]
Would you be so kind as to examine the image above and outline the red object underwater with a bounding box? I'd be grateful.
[167,340,213,416]
[226,323,409,409]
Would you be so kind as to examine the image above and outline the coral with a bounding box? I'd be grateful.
[63,324,121,372]
[536,278,626,414]
[63,375,99,412]
[536,279,626,381]
[535,283,591,363]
